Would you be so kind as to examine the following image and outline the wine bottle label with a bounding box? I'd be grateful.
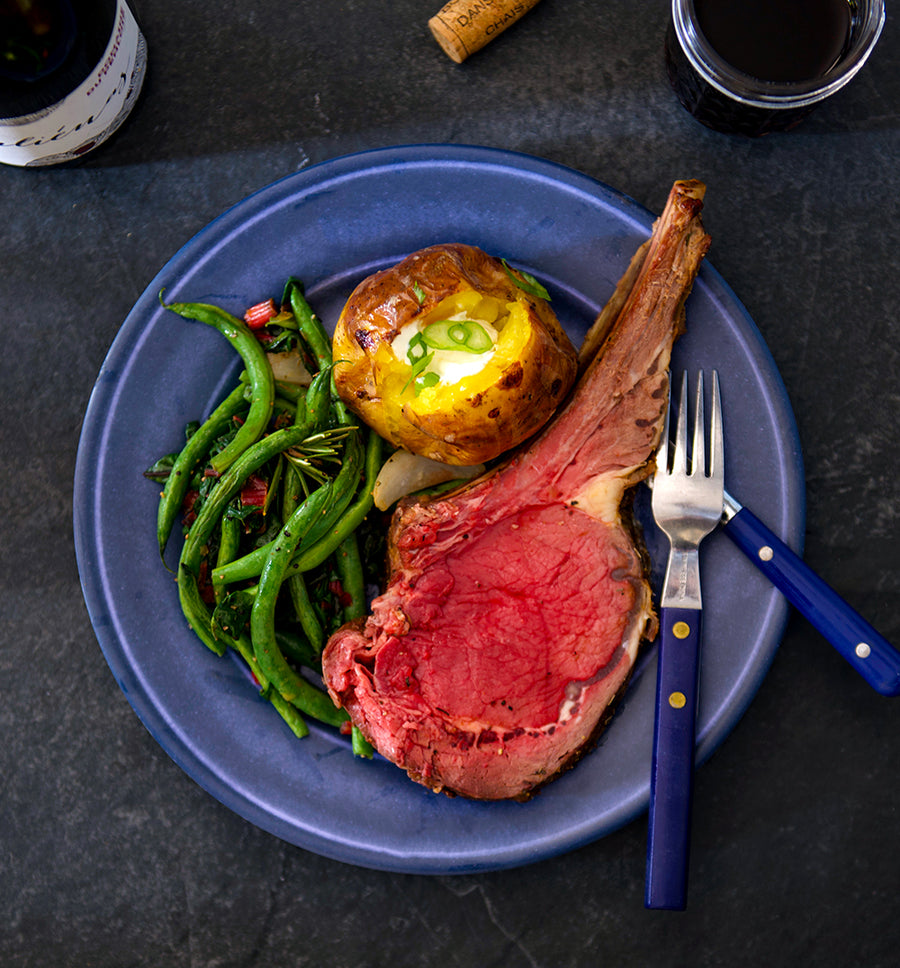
[0,0,147,167]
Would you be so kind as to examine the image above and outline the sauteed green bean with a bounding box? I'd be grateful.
[146,282,387,753]
[160,298,276,474]
[154,381,247,559]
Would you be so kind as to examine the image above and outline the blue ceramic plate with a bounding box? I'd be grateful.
[74,145,804,873]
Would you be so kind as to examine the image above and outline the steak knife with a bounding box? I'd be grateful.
[722,491,900,697]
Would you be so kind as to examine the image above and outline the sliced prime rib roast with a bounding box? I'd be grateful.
[322,180,712,800]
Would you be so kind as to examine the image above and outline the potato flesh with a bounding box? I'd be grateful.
[369,296,535,459]
[390,293,501,387]
[388,292,518,408]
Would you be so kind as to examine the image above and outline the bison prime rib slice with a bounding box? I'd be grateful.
[323,180,711,800]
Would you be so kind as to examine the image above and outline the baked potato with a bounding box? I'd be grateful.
[332,243,578,465]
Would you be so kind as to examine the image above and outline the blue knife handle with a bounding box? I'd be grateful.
[724,507,900,697]
[645,605,702,911]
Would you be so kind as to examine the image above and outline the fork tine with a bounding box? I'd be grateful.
[710,369,724,481]
[657,379,672,471]
[691,371,706,477]
[672,371,689,476]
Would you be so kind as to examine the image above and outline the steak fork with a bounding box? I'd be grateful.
[645,370,724,911]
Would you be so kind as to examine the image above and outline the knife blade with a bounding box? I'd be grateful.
[722,490,900,697]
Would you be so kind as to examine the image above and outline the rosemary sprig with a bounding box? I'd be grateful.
[285,426,358,488]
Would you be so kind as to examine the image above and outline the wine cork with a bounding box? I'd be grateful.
[429,0,543,64]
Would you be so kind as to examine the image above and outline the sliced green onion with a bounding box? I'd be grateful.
[407,331,429,364]
[502,260,551,301]
[414,371,440,393]
[403,318,494,396]
[420,318,493,353]
[402,332,435,394]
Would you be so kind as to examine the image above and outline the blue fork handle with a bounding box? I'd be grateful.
[724,506,900,697]
[645,606,701,911]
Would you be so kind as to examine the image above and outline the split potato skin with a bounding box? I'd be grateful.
[332,244,578,465]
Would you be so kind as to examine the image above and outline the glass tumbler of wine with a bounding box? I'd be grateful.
[665,0,885,136]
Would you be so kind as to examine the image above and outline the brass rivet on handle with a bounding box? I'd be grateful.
[758,545,774,561]
[669,692,687,709]
[429,0,543,63]
[672,620,691,639]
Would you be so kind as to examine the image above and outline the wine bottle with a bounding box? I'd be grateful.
[0,0,147,167]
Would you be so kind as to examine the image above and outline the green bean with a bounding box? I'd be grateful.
[280,461,311,645]
[332,510,375,760]
[335,533,366,623]
[156,382,247,559]
[286,279,332,370]
[213,514,242,603]
[331,384,354,428]
[302,364,333,432]
[340,535,375,761]
[180,587,310,743]
[154,282,386,750]
[281,457,325,650]
[286,280,354,426]
[274,380,307,404]
[181,422,314,572]
[178,563,227,656]
[262,452,283,517]
[352,727,375,758]
[228,628,310,738]
[287,571,325,654]
[177,422,315,654]
[212,427,380,587]
[272,395,297,422]
[211,546,275,586]
[268,690,310,739]
[210,431,364,586]
[286,428,382,575]
[250,484,348,726]
[240,378,296,423]
[226,626,264,683]
[162,298,275,473]
[281,463,301,522]
[212,545,278,586]
[275,629,321,670]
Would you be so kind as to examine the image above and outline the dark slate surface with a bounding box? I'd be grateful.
[2,1,899,965]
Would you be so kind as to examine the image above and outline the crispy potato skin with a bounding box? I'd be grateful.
[332,244,578,465]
